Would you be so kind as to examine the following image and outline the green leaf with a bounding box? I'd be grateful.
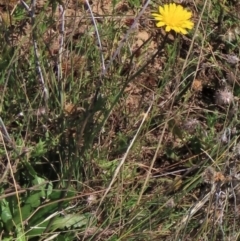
[33,176,46,198]
[49,188,76,201]
[23,161,37,177]
[2,237,13,241]
[25,192,42,208]
[26,220,50,238]
[27,188,75,227]
[55,233,75,241]
[32,139,47,158]
[11,203,32,227]
[0,199,12,224]
[16,226,27,241]
[50,213,95,230]
[26,201,58,228]
[46,182,53,198]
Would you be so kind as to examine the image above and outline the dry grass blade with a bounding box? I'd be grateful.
[1,0,240,239]
[174,183,217,240]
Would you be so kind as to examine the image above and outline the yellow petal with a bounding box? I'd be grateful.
[172,26,180,33]
[154,16,164,21]
[156,22,166,27]
[152,13,161,17]
[165,26,171,32]
[183,21,194,29]
[159,6,164,15]
[184,11,192,19]
[179,28,187,34]
[163,4,169,15]
[171,3,177,12]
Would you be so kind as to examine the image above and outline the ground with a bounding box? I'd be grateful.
[0,0,240,240]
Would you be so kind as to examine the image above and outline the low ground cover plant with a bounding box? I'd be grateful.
[0,0,240,240]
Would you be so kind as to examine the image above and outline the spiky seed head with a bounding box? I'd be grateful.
[215,89,234,105]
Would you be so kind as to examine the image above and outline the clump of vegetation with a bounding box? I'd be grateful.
[1,0,240,240]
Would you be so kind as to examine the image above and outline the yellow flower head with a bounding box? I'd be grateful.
[152,3,194,35]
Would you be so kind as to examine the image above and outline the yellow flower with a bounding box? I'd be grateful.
[152,3,194,34]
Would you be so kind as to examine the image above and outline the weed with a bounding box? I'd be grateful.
[1,0,240,240]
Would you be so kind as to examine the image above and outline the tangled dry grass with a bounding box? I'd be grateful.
[0,0,240,240]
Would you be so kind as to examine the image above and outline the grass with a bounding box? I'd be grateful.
[1,0,240,240]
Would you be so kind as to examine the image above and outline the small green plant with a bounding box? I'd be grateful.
[1,0,240,240]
